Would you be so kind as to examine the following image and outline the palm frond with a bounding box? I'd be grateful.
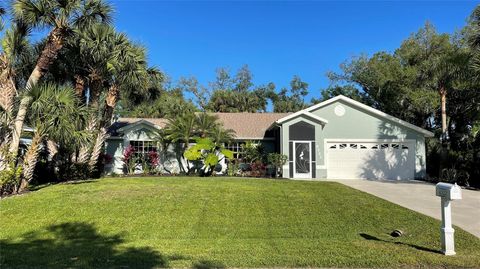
[73,0,113,30]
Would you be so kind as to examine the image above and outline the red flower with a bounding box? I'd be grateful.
[148,151,159,167]
[123,145,136,162]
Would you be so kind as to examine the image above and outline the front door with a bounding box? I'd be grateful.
[294,141,312,178]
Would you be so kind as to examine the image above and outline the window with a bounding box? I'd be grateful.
[129,140,157,161]
[226,142,246,159]
[380,143,389,149]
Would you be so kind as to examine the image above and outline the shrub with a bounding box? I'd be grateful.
[184,138,233,176]
[441,168,470,187]
[122,145,138,174]
[267,153,288,178]
[56,163,90,181]
[0,162,22,196]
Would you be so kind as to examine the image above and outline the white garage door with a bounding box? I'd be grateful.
[326,141,415,180]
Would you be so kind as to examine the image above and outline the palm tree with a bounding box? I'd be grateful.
[0,6,6,31]
[430,50,469,141]
[0,22,31,119]
[468,5,480,74]
[211,127,235,144]
[78,26,156,172]
[163,112,196,173]
[195,112,220,138]
[71,24,158,171]
[18,83,89,192]
[9,0,112,157]
[0,22,31,169]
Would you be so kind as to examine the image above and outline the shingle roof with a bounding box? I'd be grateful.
[111,113,291,139]
[213,113,290,139]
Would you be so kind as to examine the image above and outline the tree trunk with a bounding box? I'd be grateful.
[88,84,119,173]
[88,73,103,108]
[9,96,31,156]
[74,75,86,103]
[77,117,97,163]
[9,27,67,157]
[0,55,17,116]
[88,127,107,174]
[18,131,43,192]
[440,87,447,139]
[439,86,448,178]
[46,140,58,161]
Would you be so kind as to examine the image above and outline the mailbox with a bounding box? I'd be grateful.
[436,183,462,200]
[435,182,462,255]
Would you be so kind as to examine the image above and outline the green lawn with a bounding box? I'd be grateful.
[1,177,479,268]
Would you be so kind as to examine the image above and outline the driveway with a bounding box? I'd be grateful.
[335,179,480,238]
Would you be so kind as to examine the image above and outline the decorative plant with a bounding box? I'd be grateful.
[122,145,137,175]
[267,153,288,178]
[184,138,233,176]
[143,151,159,175]
[242,141,267,164]
[250,161,267,177]
[0,148,23,196]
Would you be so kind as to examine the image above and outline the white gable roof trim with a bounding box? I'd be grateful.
[277,95,434,137]
[116,119,161,133]
[275,111,329,125]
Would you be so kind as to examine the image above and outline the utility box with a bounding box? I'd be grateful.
[435,182,462,256]
[436,183,462,200]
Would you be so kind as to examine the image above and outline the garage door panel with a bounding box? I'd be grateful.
[327,142,415,180]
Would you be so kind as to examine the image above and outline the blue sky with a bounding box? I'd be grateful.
[109,1,477,103]
[4,1,478,105]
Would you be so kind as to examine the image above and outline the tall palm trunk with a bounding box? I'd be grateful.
[0,76,16,116]
[0,56,17,165]
[439,86,448,178]
[77,117,97,163]
[9,27,67,156]
[17,131,43,192]
[74,75,86,102]
[0,71,16,170]
[77,76,104,164]
[0,55,17,117]
[440,87,447,138]
[88,84,119,173]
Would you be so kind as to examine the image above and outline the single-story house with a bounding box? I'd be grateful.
[105,95,434,180]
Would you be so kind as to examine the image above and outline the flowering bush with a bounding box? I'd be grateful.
[123,145,137,174]
[148,151,159,167]
[142,151,159,175]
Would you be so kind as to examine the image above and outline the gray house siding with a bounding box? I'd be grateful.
[281,99,428,179]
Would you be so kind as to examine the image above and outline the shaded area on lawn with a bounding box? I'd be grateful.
[0,222,224,269]
[359,233,442,254]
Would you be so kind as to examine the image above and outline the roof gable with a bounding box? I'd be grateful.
[277,95,434,137]
[276,111,328,125]
[117,119,160,133]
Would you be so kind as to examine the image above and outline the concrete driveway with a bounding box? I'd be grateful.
[335,179,480,238]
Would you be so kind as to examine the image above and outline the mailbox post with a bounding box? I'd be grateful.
[435,182,462,256]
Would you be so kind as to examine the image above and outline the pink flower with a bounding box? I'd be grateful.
[148,151,159,167]
[123,145,136,162]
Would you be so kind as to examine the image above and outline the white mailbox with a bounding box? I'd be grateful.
[436,182,462,200]
[435,182,462,256]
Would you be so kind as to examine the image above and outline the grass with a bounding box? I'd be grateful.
[1,177,479,269]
